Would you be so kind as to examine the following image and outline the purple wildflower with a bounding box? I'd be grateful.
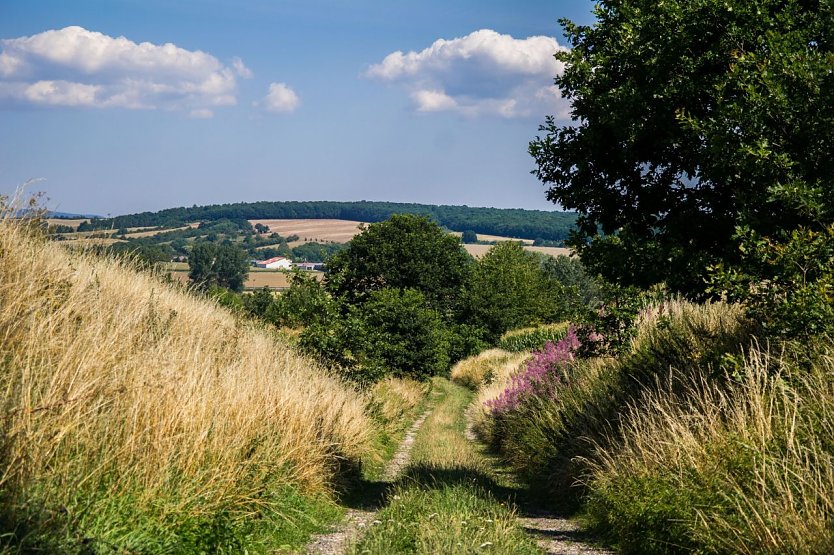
[487,326,580,414]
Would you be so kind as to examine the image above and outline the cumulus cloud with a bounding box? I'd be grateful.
[258,82,300,114]
[0,26,248,114]
[365,29,569,118]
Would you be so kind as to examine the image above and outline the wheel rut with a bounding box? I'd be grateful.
[303,409,432,555]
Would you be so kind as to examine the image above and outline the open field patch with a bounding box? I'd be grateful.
[450,231,534,244]
[46,218,88,229]
[464,244,572,258]
[249,219,367,245]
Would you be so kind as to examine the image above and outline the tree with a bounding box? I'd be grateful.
[530,0,834,295]
[460,242,559,342]
[349,288,448,381]
[188,242,250,292]
[461,230,478,244]
[326,214,473,313]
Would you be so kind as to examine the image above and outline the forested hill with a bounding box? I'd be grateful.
[84,201,577,242]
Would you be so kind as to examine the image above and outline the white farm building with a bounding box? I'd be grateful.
[254,256,292,269]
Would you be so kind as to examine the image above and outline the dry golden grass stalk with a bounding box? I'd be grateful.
[0,210,373,527]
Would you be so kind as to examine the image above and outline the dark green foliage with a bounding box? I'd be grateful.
[79,201,577,243]
[539,255,601,320]
[290,241,345,263]
[326,214,473,313]
[344,288,449,382]
[461,229,478,244]
[275,272,336,329]
[109,243,174,266]
[459,242,559,343]
[188,242,250,292]
[709,225,834,340]
[530,0,834,295]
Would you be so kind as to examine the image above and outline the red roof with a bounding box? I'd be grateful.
[259,256,287,264]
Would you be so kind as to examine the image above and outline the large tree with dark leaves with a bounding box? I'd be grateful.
[530,0,834,294]
[325,214,472,313]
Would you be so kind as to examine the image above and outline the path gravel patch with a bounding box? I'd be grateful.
[304,409,432,555]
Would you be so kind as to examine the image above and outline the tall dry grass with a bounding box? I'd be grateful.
[450,348,528,443]
[587,346,834,554]
[0,213,373,549]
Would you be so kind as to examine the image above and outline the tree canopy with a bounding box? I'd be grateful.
[530,0,834,294]
[188,242,250,292]
[325,214,473,313]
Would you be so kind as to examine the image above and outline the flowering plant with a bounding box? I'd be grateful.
[487,326,580,414]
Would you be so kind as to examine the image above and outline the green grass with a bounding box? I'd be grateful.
[497,323,569,352]
[1,482,342,554]
[350,378,541,554]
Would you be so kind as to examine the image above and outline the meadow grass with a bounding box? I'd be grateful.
[350,378,540,554]
[450,349,528,445]
[362,377,430,481]
[586,345,834,554]
[487,300,753,510]
[0,213,375,552]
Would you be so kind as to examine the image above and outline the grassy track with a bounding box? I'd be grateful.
[350,378,540,555]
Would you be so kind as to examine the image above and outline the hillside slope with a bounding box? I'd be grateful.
[0,215,373,552]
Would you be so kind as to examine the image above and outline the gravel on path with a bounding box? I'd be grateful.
[303,409,432,555]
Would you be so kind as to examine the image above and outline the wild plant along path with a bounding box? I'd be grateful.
[305,379,611,554]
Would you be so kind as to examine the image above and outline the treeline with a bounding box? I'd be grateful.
[80,200,577,243]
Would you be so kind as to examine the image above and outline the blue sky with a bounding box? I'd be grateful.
[0,0,595,216]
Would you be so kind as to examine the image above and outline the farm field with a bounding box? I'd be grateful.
[46,218,88,229]
[123,224,197,238]
[251,219,561,253]
[463,244,571,258]
[449,231,534,244]
[165,262,323,289]
[249,219,367,246]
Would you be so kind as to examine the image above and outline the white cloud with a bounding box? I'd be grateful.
[232,56,253,79]
[258,82,300,114]
[365,29,570,118]
[0,26,249,114]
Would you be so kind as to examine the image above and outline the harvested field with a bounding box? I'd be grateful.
[46,218,88,229]
[167,265,324,290]
[249,219,367,246]
[123,225,193,238]
[450,231,534,244]
[463,244,572,258]
[59,238,126,247]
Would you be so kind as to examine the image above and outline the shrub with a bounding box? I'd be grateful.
[487,327,580,414]
[348,288,449,382]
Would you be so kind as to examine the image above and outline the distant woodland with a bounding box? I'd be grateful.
[77,201,578,242]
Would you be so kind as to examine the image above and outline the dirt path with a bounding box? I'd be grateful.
[518,512,614,555]
[466,410,614,554]
[303,409,432,555]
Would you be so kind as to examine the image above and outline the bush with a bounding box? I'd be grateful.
[348,288,449,382]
